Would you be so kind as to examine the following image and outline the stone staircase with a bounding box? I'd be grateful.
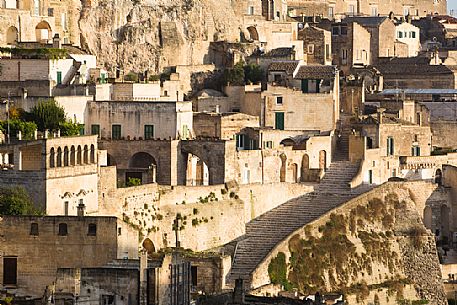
[227,146,371,287]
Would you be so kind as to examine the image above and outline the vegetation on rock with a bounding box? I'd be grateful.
[0,186,43,215]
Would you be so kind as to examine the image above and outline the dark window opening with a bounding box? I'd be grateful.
[88,223,97,236]
[3,257,17,286]
[30,223,39,236]
[118,227,122,236]
[58,223,68,236]
[191,266,197,288]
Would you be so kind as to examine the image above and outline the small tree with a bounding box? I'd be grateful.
[224,61,245,86]
[244,63,263,84]
[30,99,65,132]
[126,177,142,187]
[59,120,81,136]
[0,186,42,215]
[0,119,38,140]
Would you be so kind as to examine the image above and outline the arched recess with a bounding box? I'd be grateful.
[185,153,209,186]
[63,147,69,166]
[70,146,76,166]
[423,206,432,231]
[49,147,55,168]
[301,154,309,182]
[280,153,287,182]
[56,147,62,167]
[83,145,88,164]
[319,150,326,170]
[77,145,82,165]
[291,163,298,183]
[247,26,259,41]
[6,26,18,45]
[127,152,157,184]
[441,204,450,245]
[35,21,51,42]
[142,238,156,256]
[90,144,95,163]
[435,168,442,185]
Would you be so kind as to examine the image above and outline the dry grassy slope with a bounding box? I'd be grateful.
[78,0,244,73]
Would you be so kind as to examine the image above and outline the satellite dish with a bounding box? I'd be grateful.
[298,23,304,29]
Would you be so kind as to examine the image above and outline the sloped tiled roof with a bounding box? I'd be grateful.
[264,47,294,58]
[268,61,300,74]
[375,62,453,76]
[294,65,336,79]
[344,16,389,26]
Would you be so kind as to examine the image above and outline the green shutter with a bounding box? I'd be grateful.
[301,79,309,93]
[57,71,62,85]
[275,112,284,130]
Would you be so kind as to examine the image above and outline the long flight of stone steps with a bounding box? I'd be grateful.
[227,150,371,287]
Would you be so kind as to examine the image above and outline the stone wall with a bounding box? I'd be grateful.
[251,181,446,304]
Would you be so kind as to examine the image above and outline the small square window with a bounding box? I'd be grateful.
[30,223,39,236]
[58,223,68,236]
[88,223,97,236]
[276,96,283,105]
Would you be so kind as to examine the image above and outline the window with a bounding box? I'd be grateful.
[248,6,254,15]
[403,6,410,16]
[307,44,314,54]
[276,96,283,105]
[275,112,284,130]
[61,13,67,31]
[48,8,54,16]
[79,124,85,136]
[64,201,69,216]
[30,223,39,236]
[263,141,273,149]
[411,31,416,39]
[412,146,421,156]
[58,223,68,236]
[144,125,154,140]
[348,4,355,16]
[112,124,121,140]
[414,134,418,142]
[387,137,394,156]
[342,49,348,60]
[91,124,100,137]
[276,11,280,18]
[332,26,340,36]
[118,227,122,236]
[88,223,97,236]
[191,266,198,288]
[57,71,62,85]
[398,31,403,38]
[3,257,17,286]
[340,26,348,35]
[236,134,245,149]
[328,6,334,18]
[371,6,378,16]
[325,44,330,60]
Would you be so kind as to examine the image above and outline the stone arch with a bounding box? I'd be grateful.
[435,168,442,185]
[49,147,55,168]
[83,145,88,164]
[185,153,209,186]
[142,238,156,255]
[6,26,18,45]
[35,20,51,42]
[441,204,450,245]
[70,145,76,166]
[423,206,432,230]
[77,145,82,165]
[280,153,287,182]
[127,152,157,184]
[319,150,327,170]
[247,26,259,41]
[90,144,95,163]
[301,154,309,182]
[56,147,62,167]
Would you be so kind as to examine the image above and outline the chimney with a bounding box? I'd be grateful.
[52,34,62,49]
[377,108,385,124]
[77,203,86,217]
[233,279,245,304]
[215,105,220,113]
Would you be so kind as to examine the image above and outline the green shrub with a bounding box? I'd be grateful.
[126,177,141,187]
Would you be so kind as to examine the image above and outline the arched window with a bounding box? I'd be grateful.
[58,223,68,236]
[90,144,95,163]
[49,148,55,168]
[57,147,62,167]
[63,146,69,166]
[6,26,18,45]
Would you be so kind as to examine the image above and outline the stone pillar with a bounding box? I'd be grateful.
[14,147,22,170]
[44,129,49,139]
[17,130,22,141]
[139,250,148,305]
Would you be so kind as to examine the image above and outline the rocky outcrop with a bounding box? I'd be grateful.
[78,0,243,74]
[251,182,446,305]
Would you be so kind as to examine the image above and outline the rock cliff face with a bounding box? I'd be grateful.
[260,183,446,305]
[78,0,243,74]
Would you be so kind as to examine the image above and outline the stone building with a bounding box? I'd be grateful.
[298,25,332,65]
[0,135,101,215]
[395,21,421,57]
[84,101,193,140]
[0,215,138,299]
[286,0,447,20]
[193,112,260,140]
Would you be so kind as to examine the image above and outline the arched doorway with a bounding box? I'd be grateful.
[301,154,309,182]
[280,154,287,182]
[185,153,209,186]
[6,26,18,45]
[35,21,51,42]
[291,163,298,183]
[247,26,259,41]
[319,150,326,170]
[127,152,157,184]
[423,206,432,230]
[435,168,442,185]
[441,204,450,245]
